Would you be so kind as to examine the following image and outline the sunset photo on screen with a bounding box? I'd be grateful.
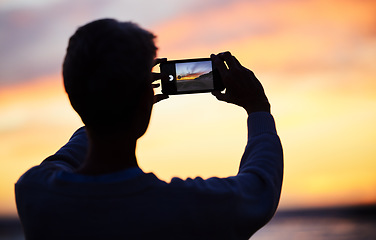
[175,61,214,92]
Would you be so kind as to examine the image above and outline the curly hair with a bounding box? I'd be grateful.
[63,19,157,127]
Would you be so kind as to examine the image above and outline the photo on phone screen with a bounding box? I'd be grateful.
[175,60,213,92]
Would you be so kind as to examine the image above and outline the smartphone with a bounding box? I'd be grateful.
[159,58,224,95]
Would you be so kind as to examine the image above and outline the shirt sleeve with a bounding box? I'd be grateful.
[41,127,88,169]
[170,112,283,237]
[238,111,284,217]
[217,111,284,236]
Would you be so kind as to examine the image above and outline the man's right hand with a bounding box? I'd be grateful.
[211,52,270,114]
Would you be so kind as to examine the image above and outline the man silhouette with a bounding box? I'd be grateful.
[15,18,283,240]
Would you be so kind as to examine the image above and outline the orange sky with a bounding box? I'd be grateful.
[1,0,376,216]
[178,73,203,81]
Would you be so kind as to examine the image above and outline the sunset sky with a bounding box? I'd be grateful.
[1,0,375,216]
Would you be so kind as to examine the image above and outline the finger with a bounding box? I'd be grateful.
[211,54,229,79]
[217,51,231,58]
[152,72,169,82]
[152,72,161,81]
[220,52,239,70]
[154,94,169,103]
[153,58,167,66]
[231,55,243,68]
[217,52,245,90]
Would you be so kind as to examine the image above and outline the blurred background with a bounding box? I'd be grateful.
[1,0,375,239]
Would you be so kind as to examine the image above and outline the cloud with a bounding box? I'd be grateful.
[2,0,374,88]
[0,2,93,85]
[0,0,213,86]
[0,0,62,10]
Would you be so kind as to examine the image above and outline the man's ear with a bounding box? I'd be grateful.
[131,85,154,139]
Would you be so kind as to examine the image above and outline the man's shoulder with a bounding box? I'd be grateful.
[16,159,72,187]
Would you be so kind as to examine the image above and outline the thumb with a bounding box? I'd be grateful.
[154,58,167,66]
[212,91,230,103]
[154,94,169,104]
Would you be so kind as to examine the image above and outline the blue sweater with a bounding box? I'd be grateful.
[15,112,283,240]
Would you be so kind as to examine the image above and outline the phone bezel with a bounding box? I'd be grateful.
[159,58,224,95]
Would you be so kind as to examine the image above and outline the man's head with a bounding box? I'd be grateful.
[63,19,157,136]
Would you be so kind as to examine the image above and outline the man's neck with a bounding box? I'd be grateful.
[76,135,139,175]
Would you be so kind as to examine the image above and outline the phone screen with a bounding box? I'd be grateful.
[160,58,223,95]
[175,60,214,92]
